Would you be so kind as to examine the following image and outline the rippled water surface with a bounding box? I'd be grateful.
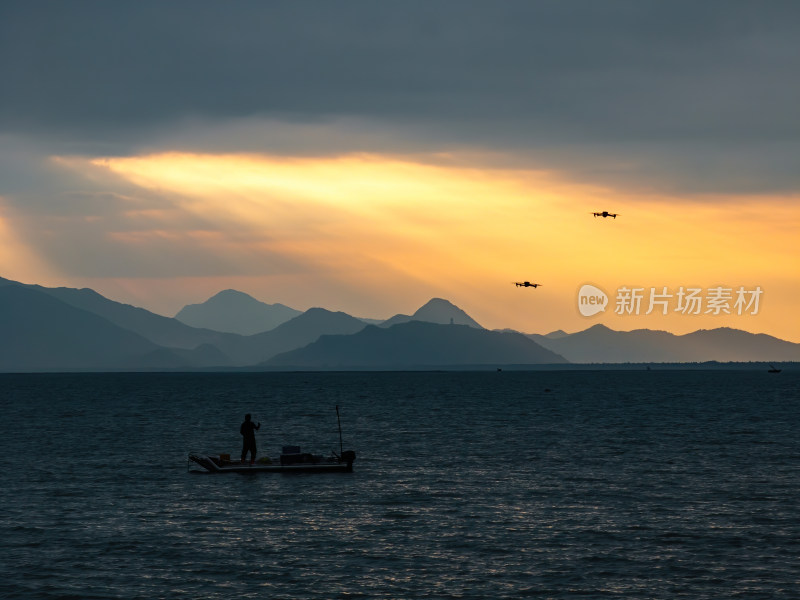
[1,370,799,599]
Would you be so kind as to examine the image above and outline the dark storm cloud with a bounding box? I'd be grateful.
[3,1,800,192]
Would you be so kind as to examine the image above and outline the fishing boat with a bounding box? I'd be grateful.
[768,364,782,373]
[188,449,356,474]
[188,405,355,474]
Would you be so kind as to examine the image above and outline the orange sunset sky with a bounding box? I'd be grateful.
[1,3,799,341]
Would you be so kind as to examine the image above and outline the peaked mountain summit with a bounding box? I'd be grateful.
[381,298,483,328]
[175,289,301,335]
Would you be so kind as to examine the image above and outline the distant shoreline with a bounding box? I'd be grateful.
[1,361,797,375]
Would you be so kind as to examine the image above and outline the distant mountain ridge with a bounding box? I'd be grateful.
[0,276,798,371]
[0,276,240,351]
[175,289,301,335]
[211,307,369,365]
[530,323,800,363]
[0,278,371,369]
[0,285,187,370]
[266,321,566,368]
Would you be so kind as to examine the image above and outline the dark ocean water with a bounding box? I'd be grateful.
[1,370,798,599]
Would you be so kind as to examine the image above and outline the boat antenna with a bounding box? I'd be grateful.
[336,404,344,458]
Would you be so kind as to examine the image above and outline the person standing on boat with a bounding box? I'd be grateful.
[240,413,261,464]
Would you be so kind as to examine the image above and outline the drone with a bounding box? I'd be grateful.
[514,282,542,288]
[592,211,619,218]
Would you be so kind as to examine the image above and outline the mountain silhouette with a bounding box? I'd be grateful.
[175,289,301,335]
[265,320,566,368]
[212,307,369,365]
[0,285,201,370]
[530,323,800,363]
[542,329,569,340]
[1,276,797,370]
[379,312,414,327]
[681,328,800,362]
[0,276,238,351]
[0,278,368,368]
[381,298,483,328]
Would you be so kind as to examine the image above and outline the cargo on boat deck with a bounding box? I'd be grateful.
[280,449,323,465]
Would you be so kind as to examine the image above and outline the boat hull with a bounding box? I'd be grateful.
[189,453,354,474]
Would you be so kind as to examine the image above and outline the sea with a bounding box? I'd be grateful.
[1,369,798,599]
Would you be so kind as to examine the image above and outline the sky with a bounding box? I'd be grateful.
[1,1,799,341]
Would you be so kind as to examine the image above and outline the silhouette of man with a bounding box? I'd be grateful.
[240,413,261,464]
